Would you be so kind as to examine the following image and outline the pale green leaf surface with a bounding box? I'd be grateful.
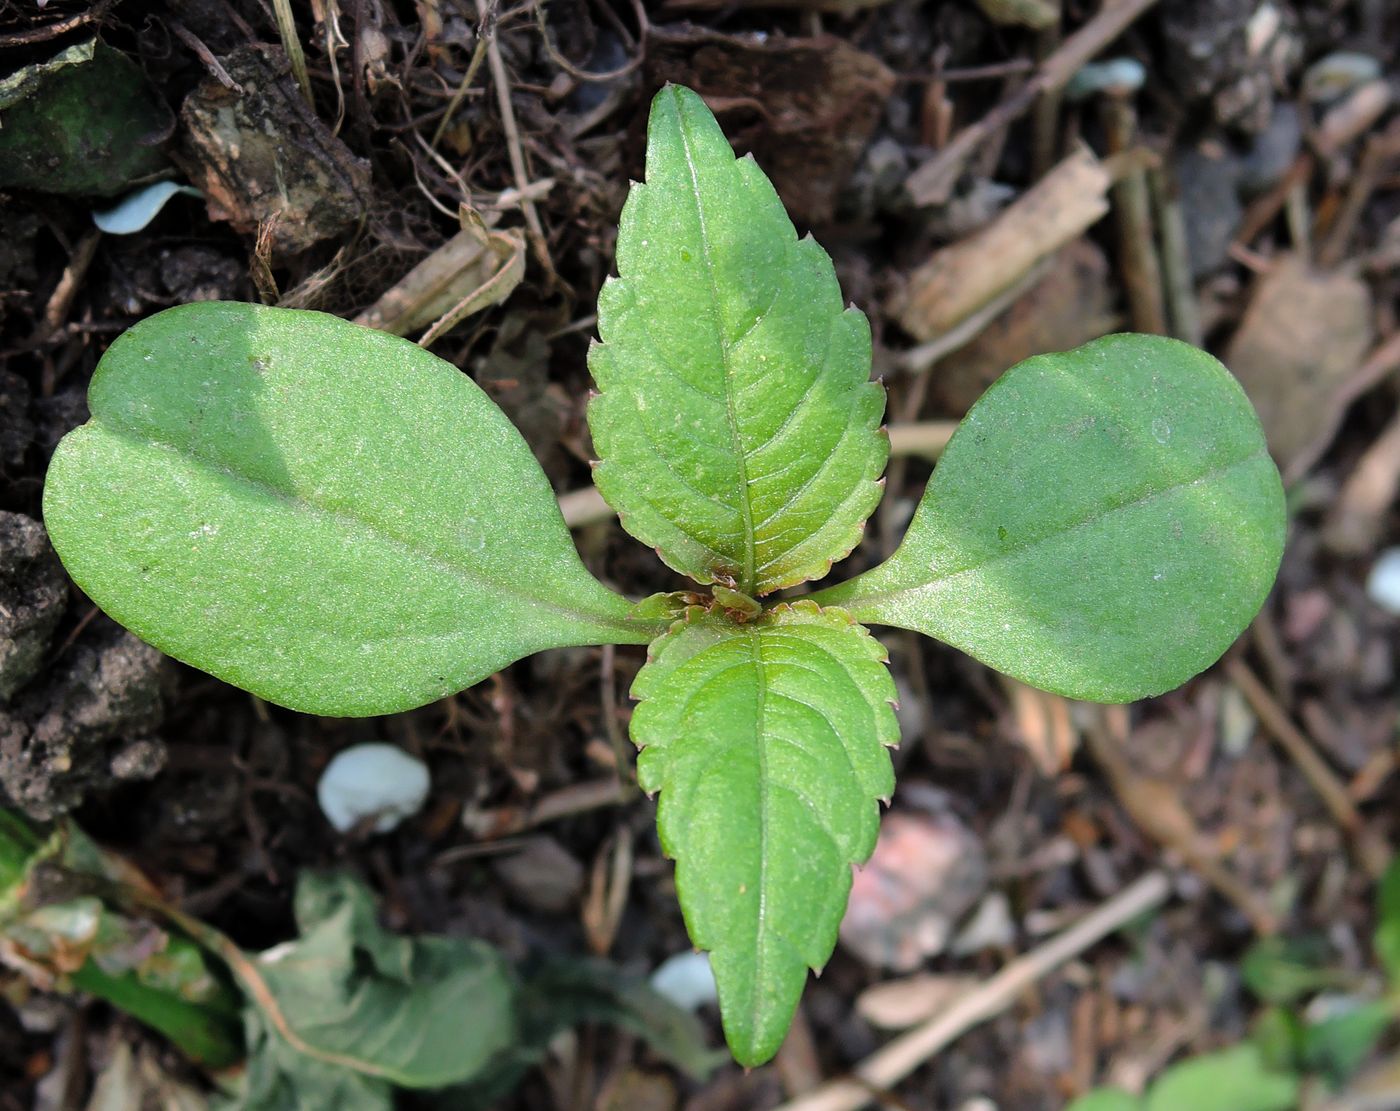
[1143,1046,1299,1111]
[43,302,664,717]
[814,334,1285,702]
[588,85,887,596]
[631,601,897,1064]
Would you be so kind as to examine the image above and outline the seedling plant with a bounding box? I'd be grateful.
[43,85,1286,1066]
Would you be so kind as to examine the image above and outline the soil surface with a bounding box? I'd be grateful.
[1,0,1398,1108]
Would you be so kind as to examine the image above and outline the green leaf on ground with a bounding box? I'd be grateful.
[1301,1001,1393,1086]
[631,600,898,1064]
[0,39,171,195]
[232,872,518,1109]
[1374,857,1400,984]
[229,873,719,1110]
[0,811,242,1068]
[814,334,1286,702]
[44,301,664,717]
[445,956,724,1105]
[588,84,887,597]
[1143,1046,1299,1111]
[1242,935,1344,1004]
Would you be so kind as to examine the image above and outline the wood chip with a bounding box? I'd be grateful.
[894,147,1111,342]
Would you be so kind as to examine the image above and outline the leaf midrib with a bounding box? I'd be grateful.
[844,449,1270,612]
[675,92,758,595]
[745,626,773,1035]
[90,419,654,641]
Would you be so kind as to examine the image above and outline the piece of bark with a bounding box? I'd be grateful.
[176,45,370,257]
[895,146,1111,342]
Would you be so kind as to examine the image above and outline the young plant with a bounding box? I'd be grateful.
[42,85,1286,1066]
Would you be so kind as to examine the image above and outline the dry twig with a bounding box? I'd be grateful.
[477,0,552,276]
[775,871,1171,1111]
[905,0,1159,206]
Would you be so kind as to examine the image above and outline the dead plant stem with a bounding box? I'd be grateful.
[1226,657,1389,878]
[477,0,552,276]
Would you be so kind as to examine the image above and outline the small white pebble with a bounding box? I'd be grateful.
[1366,548,1400,617]
[317,743,430,834]
[92,181,202,235]
[650,950,717,1012]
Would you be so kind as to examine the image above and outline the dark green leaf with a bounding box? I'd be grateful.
[0,40,171,195]
[589,85,887,597]
[1242,935,1343,1005]
[0,811,242,1068]
[44,302,664,717]
[1301,1001,1392,1086]
[1374,858,1400,984]
[447,956,724,1105]
[1252,1006,1305,1073]
[815,334,1285,702]
[631,601,898,1064]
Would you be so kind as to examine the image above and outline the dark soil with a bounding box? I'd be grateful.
[1,0,1398,1108]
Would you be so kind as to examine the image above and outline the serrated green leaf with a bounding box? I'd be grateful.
[815,334,1285,702]
[588,85,887,597]
[43,302,664,717]
[1143,1046,1298,1111]
[630,601,897,1064]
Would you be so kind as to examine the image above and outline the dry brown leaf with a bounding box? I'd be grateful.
[1223,255,1374,477]
[1002,675,1081,776]
[355,218,525,341]
[839,809,987,971]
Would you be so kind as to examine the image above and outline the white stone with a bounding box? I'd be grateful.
[316,743,430,834]
[649,950,717,1012]
[1366,548,1400,616]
